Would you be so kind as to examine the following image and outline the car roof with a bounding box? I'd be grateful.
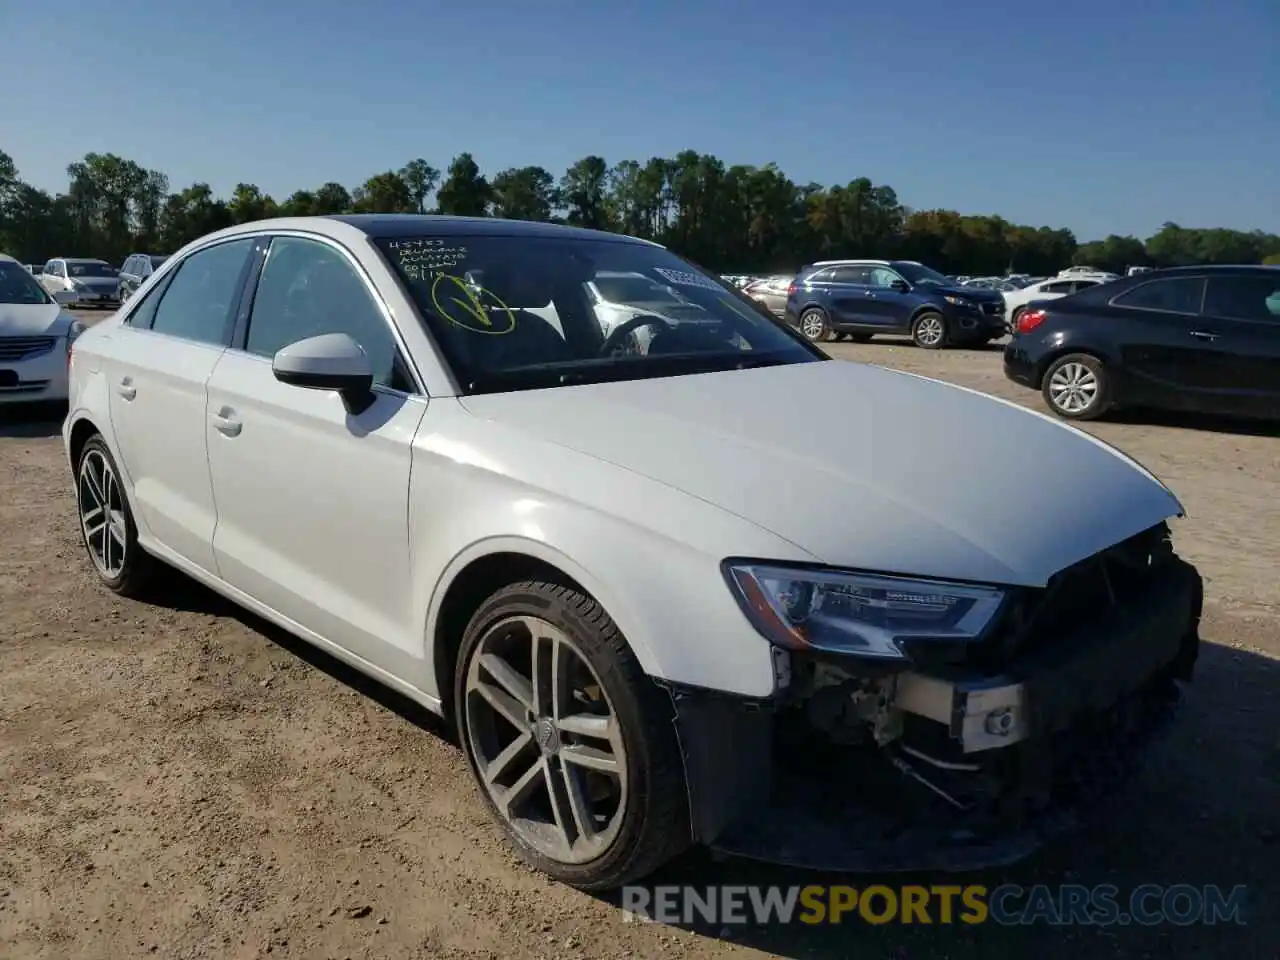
[62,257,110,264]
[326,214,657,246]
[811,259,891,266]
[0,253,16,263]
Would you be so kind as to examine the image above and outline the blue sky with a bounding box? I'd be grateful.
[1,0,1276,240]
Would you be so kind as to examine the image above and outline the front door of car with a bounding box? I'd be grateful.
[103,236,255,574]
[1112,276,1222,410]
[824,265,878,326]
[1199,274,1280,419]
[204,235,427,678]
[863,267,915,330]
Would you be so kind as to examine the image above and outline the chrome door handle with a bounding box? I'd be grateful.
[117,377,136,401]
[1188,330,1218,342]
[212,410,242,437]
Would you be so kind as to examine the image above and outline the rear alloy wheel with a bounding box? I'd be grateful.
[1042,353,1111,420]
[799,308,831,343]
[911,311,947,349]
[76,435,159,596]
[455,581,689,890]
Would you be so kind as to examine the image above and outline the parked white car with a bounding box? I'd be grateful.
[1057,265,1119,282]
[1003,275,1109,329]
[63,215,1203,889]
[0,254,85,403]
[586,270,716,348]
[38,257,121,308]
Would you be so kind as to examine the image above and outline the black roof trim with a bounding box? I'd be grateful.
[323,214,651,245]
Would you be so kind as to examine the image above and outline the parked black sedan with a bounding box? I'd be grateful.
[1004,266,1280,422]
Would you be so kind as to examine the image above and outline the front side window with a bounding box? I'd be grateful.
[1203,276,1280,323]
[0,261,53,305]
[868,267,901,288]
[376,234,821,394]
[892,261,951,286]
[148,238,254,345]
[1112,277,1205,314]
[245,236,409,390]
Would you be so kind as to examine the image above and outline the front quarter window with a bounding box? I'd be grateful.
[375,234,822,394]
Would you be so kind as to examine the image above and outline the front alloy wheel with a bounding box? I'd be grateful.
[464,615,628,865]
[455,581,689,890]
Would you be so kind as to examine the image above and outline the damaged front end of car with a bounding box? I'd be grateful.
[670,522,1202,871]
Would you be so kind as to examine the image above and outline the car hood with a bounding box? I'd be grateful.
[461,360,1183,587]
[0,303,73,337]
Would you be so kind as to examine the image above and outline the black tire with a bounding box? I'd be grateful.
[1041,353,1112,421]
[910,311,947,349]
[74,434,161,597]
[454,580,690,891]
[845,333,873,344]
[798,308,832,343]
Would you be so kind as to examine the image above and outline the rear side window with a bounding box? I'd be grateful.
[828,265,871,284]
[1203,276,1280,323]
[148,238,254,345]
[1041,281,1074,294]
[1112,277,1205,314]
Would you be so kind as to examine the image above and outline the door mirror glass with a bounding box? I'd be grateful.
[889,278,910,293]
[272,332,375,411]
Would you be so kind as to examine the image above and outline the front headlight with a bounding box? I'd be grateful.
[724,562,1006,659]
[942,295,972,307]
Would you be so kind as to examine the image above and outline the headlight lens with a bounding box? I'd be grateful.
[943,295,971,307]
[724,563,1005,659]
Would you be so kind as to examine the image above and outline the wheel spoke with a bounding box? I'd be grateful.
[495,756,545,818]
[561,743,619,775]
[478,653,534,712]
[557,713,612,741]
[543,761,576,851]
[475,680,529,731]
[483,731,535,786]
[559,763,597,844]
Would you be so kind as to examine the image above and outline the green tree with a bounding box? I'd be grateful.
[559,155,612,230]
[352,171,414,213]
[435,153,491,216]
[491,166,558,221]
[399,158,440,214]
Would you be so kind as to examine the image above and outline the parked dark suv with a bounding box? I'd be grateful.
[118,253,169,302]
[784,259,1007,348]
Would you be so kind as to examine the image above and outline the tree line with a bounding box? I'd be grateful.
[3,148,1278,276]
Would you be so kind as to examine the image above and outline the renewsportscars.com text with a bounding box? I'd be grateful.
[621,883,1248,927]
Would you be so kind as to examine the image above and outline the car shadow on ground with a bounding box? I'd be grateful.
[0,402,65,439]
[142,570,1276,959]
[1107,407,1280,439]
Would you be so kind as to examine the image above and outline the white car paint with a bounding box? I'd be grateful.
[63,217,1184,711]
[1002,276,1106,323]
[0,256,83,403]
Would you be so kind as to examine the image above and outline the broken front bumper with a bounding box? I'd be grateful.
[669,557,1203,872]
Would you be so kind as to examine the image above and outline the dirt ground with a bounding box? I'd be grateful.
[1,317,1276,959]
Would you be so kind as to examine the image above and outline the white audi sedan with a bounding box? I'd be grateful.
[1,254,85,403]
[63,215,1204,889]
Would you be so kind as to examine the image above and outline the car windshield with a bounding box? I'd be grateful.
[67,261,118,277]
[0,262,53,304]
[594,274,684,305]
[376,234,822,395]
[894,262,952,286]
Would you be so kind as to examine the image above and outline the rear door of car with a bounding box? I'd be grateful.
[824,265,877,327]
[103,236,257,573]
[203,232,426,677]
[1199,273,1280,418]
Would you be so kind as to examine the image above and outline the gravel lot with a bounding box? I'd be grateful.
[1,315,1276,959]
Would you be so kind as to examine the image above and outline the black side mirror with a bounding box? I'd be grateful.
[889,279,910,293]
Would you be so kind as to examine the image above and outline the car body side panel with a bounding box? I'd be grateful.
[409,399,814,701]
